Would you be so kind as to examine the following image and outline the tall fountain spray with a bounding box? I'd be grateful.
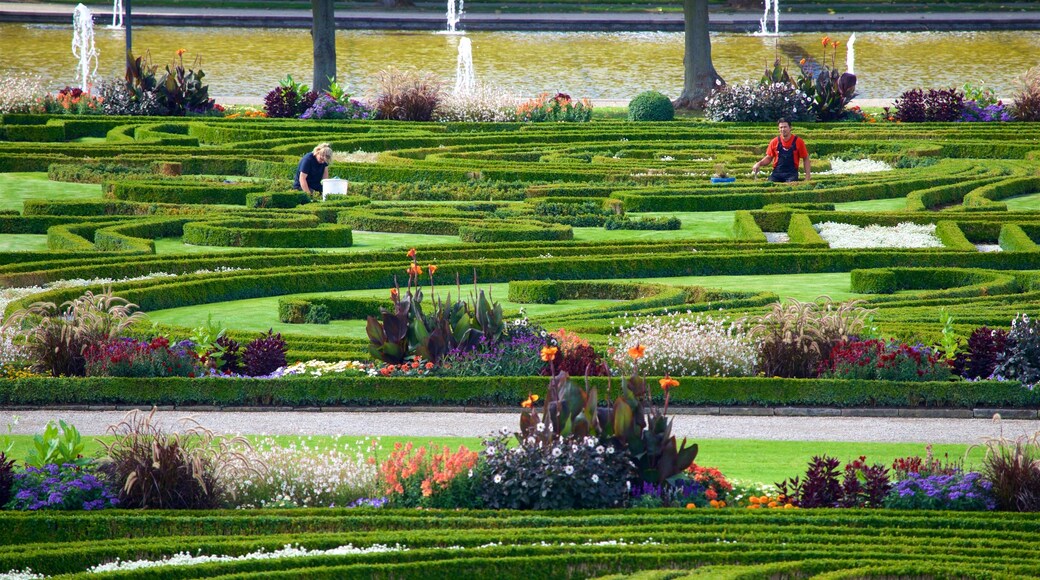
[109,0,123,29]
[846,33,856,74]
[446,0,465,34]
[72,4,99,91]
[756,0,779,36]
[454,36,476,96]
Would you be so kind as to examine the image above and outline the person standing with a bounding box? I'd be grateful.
[293,142,333,195]
[752,119,811,182]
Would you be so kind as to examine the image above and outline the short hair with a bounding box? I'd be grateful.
[313,142,333,162]
[776,118,790,127]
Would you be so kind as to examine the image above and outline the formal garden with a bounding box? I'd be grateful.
[4,31,1040,576]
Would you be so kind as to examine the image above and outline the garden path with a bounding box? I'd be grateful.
[2,410,1033,444]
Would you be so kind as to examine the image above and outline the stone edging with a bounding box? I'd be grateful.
[1,405,1036,420]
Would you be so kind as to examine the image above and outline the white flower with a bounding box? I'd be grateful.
[536,423,546,433]
[493,474,503,484]
[486,446,497,455]
[596,446,605,455]
[591,474,599,483]
[564,465,574,475]
[552,447,562,458]
[606,446,615,455]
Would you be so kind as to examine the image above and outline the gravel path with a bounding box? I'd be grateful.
[2,410,1036,444]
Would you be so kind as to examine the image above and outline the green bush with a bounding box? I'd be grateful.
[627,91,674,122]
[508,281,559,304]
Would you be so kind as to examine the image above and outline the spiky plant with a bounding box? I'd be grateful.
[974,432,1040,512]
[748,298,873,379]
[99,408,262,509]
[1,289,144,377]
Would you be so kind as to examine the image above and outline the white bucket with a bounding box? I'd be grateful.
[321,178,348,201]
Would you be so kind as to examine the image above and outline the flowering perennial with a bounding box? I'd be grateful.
[611,312,757,377]
[814,221,943,249]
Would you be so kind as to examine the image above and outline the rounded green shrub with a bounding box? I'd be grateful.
[508,281,559,304]
[628,91,675,122]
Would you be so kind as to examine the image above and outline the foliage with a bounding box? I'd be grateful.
[24,420,89,469]
[893,89,926,123]
[923,88,965,122]
[776,455,842,508]
[478,432,632,510]
[5,463,118,511]
[954,326,1008,380]
[884,471,995,511]
[704,81,814,122]
[97,78,168,115]
[686,463,733,504]
[84,337,203,378]
[366,250,506,365]
[380,441,479,508]
[515,92,593,123]
[301,94,372,120]
[0,71,45,113]
[961,84,1011,122]
[155,50,216,115]
[604,216,681,230]
[610,312,756,378]
[627,91,674,122]
[992,313,1040,385]
[38,87,104,115]
[975,432,1040,512]
[263,75,318,118]
[435,84,519,122]
[241,329,288,377]
[209,335,242,375]
[0,452,14,507]
[436,322,548,377]
[99,408,257,509]
[122,51,163,112]
[629,478,704,508]
[795,38,858,122]
[551,329,607,377]
[838,456,892,508]
[1,290,144,377]
[1012,65,1040,122]
[891,445,963,480]
[748,298,871,379]
[822,339,953,382]
[304,303,331,324]
[372,68,442,122]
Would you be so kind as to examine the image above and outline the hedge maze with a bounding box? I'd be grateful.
[3,115,1040,405]
[2,509,1040,578]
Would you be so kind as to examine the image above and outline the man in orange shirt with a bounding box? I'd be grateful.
[752,118,811,182]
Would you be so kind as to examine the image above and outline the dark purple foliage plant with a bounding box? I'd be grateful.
[839,456,892,508]
[894,88,926,122]
[242,329,288,377]
[992,314,1040,385]
[0,452,15,507]
[924,88,965,121]
[777,455,843,508]
[954,326,1009,379]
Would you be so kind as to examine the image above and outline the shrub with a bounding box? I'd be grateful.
[551,329,607,377]
[304,303,331,325]
[5,463,119,511]
[24,420,89,469]
[437,321,549,377]
[84,337,203,378]
[976,433,1040,512]
[954,326,1009,380]
[1013,65,1040,122]
[241,329,288,377]
[435,84,519,122]
[380,442,480,508]
[993,313,1040,385]
[478,433,633,510]
[0,452,15,507]
[924,88,965,122]
[38,86,104,115]
[822,339,953,382]
[892,445,963,480]
[776,455,842,508]
[610,312,757,377]
[749,299,871,379]
[209,335,242,375]
[301,94,372,120]
[1,290,144,377]
[604,216,681,230]
[627,91,674,122]
[222,437,381,508]
[704,81,814,123]
[99,408,256,509]
[838,456,892,508]
[263,76,317,119]
[515,92,593,123]
[95,78,167,115]
[894,88,926,122]
[884,471,995,511]
[373,68,442,122]
[0,71,44,113]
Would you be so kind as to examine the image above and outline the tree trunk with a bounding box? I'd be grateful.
[675,0,724,110]
[311,0,336,93]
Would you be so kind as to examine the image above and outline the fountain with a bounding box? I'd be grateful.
[454,36,476,96]
[756,0,780,36]
[846,32,856,74]
[71,4,99,91]
[445,0,464,34]
[109,0,123,29]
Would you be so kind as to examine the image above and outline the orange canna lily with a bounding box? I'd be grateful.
[390,287,400,301]
[540,346,558,362]
[627,344,646,360]
[176,48,187,57]
[799,58,806,65]
[832,41,841,48]
[659,375,680,390]
[821,36,831,47]
[428,264,438,275]
[521,393,540,408]
[407,248,417,259]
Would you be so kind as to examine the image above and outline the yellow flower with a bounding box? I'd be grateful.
[627,344,645,360]
[540,346,558,362]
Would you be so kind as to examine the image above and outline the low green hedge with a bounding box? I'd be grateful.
[0,376,1027,408]
[1002,224,1040,252]
[278,295,389,323]
[110,181,268,205]
[245,191,311,209]
[182,218,353,248]
[458,222,573,243]
[507,280,560,304]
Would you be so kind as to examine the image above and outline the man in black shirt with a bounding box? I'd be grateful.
[293,142,333,195]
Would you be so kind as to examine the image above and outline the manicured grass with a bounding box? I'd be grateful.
[0,234,49,252]
[592,106,628,120]
[617,272,857,302]
[0,172,102,212]
[1,434,982,484]
[629,210,735,239]
[154,231,463,255]
[1003,191,1040,211]
[832,197,908,212]
[144,282,620,338]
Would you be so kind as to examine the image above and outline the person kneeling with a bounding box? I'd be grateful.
[293,142,333,196]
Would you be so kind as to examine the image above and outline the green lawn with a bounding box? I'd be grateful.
[154,231,463,255]
[617,272,857,302]
[1,434,981,485]
[832,197,908,212]
[0,234,49,252]
[0,172,102,212]
[628,211,735,239]
[1004,191,1040,211]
